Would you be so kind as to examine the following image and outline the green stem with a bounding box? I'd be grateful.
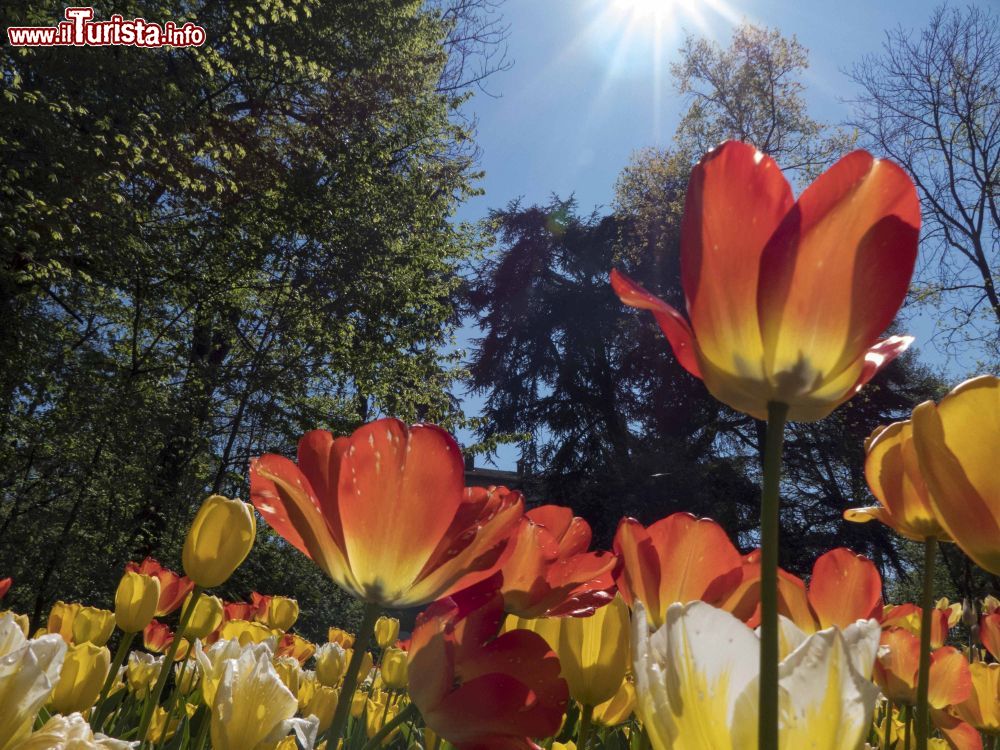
[93,630,136,730]
[324,601,382,749]
[578,704,594,749]
[883,697,893,750]
[758,401,789,750]
[136,585,202,747]
[360,701,419,750]
[915,536,938,750]
[904,704,912,750]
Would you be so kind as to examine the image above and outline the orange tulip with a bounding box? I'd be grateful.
[126,558,195,617]
[276,633,315,665]
[610,140,919,422]
[223,601,255,622]
[499,504,616,618]
[845,421,950,541]
[981,611,1000,661]
[0,577,10,600]
[911,375,1000,575]
[613,513,743,629]
[882,603,952,650]
[250,419,523,608]
[874,628,971,709]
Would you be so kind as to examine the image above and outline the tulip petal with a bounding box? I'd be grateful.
[807,548,882,629]
[610,269,702,378]
[928,646,972,709]
[931,709,984,750]
[295,430,349,549]
[338,420,466,604]
[757,151,919,407]
[981,612,1000,661]
[680,140,793,386]
[913,376,1000,575]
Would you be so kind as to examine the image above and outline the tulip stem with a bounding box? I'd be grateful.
[94,629,136,730]
[883,697,893,750]
[578,704,594,749]
[360,701,420,750]
[758,401,789,750]
[915,536,937,750]
[137,585,203,748]
[324,601,382,749]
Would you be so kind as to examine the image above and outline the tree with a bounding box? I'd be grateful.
[847,5,1000,364]
[0,0,505,635]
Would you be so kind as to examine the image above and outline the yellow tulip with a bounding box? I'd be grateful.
[146,702,197,744]
[300,680,339,732]
[953,662,1000,733]
[381,647,408,690]
[114,571,161,633]
[632,601,881,750]
[374,616,400,649]
[182,494,256,588]
[71,606,115,646]
[181,593,223,641]
[218,618,273,646]
[553,743,577,750]
[328,627,355,649]
[0,614,28,659]
[126,652,163,699]
[46,601,80,643]
[365,695,401,743]
[174,658,201,695]
[193,637,273,707]
[273,655,301,696]
[0,613,28,641]
[912,375,1000,574]
[592,679,635,727]
[209,649,313,750]
[509,594,630,707]
[49,641,110,714]
[0,631,66,750]
[315,642,348,687]
[263,597,299,631]
[350,688,367,718]
[844,420,950,541]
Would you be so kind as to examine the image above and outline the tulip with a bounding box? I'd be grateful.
[365,694,401,743]
[500,505,616,618]
[209,649,317,750]
[67,606,115,647]
[299,678,339,732]
[953,662,1000,733]
[315,642,348,687]
[0,632,66,750]
[408,576,568,749]
[146,703,196,744]
[982,611,1000,661]
[611,141,918,423]
[882,603,953,649]
[180,593,224,641]
[509,595,631,708]
[224,601,256,622]
[272,656,301,696]
[125,558,194,617]
[249,419,523,608]
[12,711,127,750]
[845,421,950,541]
[0,613,28,659]
[49,641,110,714]
[592,679,635,727]
[174,658,201,695]
[218,619,274,646]
[193,637,274,707]
[374,616,399,649]
[126,652,163,699]
[0,579,9,601]
[380,646,408,690]
[632,600,882,750]
[873,629,971,709]
[911,375,1000,575]
[264,597,299,631]
[0,613,28,640]
[614,513,743,629]
[182,494,256,588]
[46,601,81,643]
[114,571,161,634]
[276,633,315,665]
[327,627,355,649]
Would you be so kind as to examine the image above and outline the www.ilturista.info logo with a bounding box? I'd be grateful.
[7,7,206,47]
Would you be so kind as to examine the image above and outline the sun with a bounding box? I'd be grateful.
[610,0,686,22]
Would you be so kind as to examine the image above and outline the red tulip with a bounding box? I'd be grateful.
[0,577,10,600]
[613,513,743,629]
[126,558,194,617]
[408,576,568,750]
[499,505,616,618]
[250,419,523,608]
[611,140,919,422]
[223,601,255,622]
[249,591,272,621]
[143,619,174,653]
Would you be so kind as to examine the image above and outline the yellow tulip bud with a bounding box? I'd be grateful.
[71,606,116,646]
[181,593,223,641]
[381,647,408,690]
[127,651,164,699]
[46,601,81,643]
[365,695,401,742]
[0,611,29,638]
[315,642,349,687]
[218,618,272,646]
[273,655,302,696]
[174,659,201,695]
[182,494,256,588]
[358,650,374,681]
[350,688,367,718]
[552,743,577,750]
[593,679,636,726]
[328,627,355,649]
[264,596,299,631]
[115,571,161,633]
[146,703,195,743]
[301,681,339,732]
[374,616,400,649]
[49,641,111,713]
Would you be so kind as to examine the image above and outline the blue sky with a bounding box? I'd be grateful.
[452,0,980,467]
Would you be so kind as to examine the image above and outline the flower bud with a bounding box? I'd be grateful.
[301,681,339,732]
[181,593,224,641]
[127,652,164,699]
[174,659,201,695]
[381,646,408,690]
[182,494,256,588]
[49,642,111,714]
[218,618,273,646]
[46,601,81,643]
[71,606,115,646]
[273,655,302,695]
[115,571,161,633]
[374,616,400,649]
[264,596,299,631]
[350,687,367,718]
[315,642,348,687]
[328,627,355,649]
[366,694,401,741]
